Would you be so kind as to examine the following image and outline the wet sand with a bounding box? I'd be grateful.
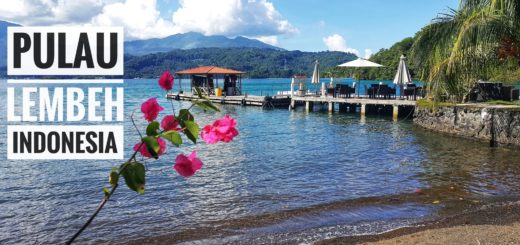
[362,223,520,245]
[127,191,520,244]
[319,201,520,244]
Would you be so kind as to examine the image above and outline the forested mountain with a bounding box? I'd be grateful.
[125,32,285,55]
[0,21,356,78]
[124,47,356,78]
[0,21,354,78]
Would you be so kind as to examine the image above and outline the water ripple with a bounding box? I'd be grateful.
[1,80,520,244]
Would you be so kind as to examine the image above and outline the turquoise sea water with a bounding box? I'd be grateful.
[1,79,520,244]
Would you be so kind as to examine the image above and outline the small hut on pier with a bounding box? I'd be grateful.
[175,66,245,96]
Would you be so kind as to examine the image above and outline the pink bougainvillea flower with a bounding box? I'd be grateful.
[133,138,167,158]
[161,115,181,131]
[141,98,164,122]
[174,151,203,177]
[158,70,174,91]
[200,125,219,144]
[201,114,239,144]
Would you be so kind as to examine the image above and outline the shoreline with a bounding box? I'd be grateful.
[318,200,520,244]
[362,223,520,244]
[125,192,520,244]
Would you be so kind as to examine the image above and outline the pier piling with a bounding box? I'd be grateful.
[393,105,399,121]
[305,101,312,111]
[361,104,366,116]
[289,96,416,118]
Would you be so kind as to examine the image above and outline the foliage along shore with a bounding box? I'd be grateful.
[0,47,356,79]
[124,47,356,79]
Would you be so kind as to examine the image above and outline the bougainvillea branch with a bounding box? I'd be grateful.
[66,71,239,244]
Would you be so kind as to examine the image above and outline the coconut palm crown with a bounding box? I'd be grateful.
[410,0,520,102]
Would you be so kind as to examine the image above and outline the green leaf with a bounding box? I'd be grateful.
[146,121,160,136]
[120,162,146,194]
[103,186,110,196]
[192,99,220,112]
[183,120,199,144]
[142,136,160,159]
[109,169,119,186]
[178,109,194,122]
[160,130,182,147]
[195,87,209,99]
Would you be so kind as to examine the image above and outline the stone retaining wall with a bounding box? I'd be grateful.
[414,106,520,148]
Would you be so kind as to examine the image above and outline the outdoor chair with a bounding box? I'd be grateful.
[336,84,353,98]
[469,82,503,102]
[501,85,520,101]
[335,84,342,98]
[344,85,355,98]
[403,84,422,100]
[388,87,396,99]
[368,84,392,99]
[416,87,424,99]
[326,88,335,97]
[380,84,390,99]
[367,84,377,99]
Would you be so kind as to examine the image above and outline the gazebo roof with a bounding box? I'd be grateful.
[175,66,245,75]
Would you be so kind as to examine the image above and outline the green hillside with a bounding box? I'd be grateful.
[124,47,356,79]
[325,37,415,81]
[125,32,285,56]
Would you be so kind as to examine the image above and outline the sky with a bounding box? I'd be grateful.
[0,0,459,58]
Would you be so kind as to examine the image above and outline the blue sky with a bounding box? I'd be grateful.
[0,0,459,56]
[271,0,459,53]
[153,0,459,55]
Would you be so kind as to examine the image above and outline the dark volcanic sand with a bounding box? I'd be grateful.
[125,193,520,244]
[319,201,520,244]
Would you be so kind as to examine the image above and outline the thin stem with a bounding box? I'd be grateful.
[67,112,148,244]
[67,103,195,244]
[169,91,176,115]
[131,110,143,139]
[66,183,119,245]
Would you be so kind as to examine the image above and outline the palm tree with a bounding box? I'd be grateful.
[410,0,520,102]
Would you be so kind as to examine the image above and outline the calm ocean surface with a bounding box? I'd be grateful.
[1,78,520,244]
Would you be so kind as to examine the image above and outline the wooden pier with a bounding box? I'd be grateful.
[169,92,418,119]
[290,96,417,120]
[168,93,292,108]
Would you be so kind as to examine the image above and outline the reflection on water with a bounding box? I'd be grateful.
[1,79,520,244]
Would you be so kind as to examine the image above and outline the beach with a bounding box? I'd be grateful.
[364,223,520,244]
[320,200,520,244]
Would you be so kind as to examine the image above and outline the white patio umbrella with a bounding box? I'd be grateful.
[338,58,383,97]
[393,55,412,97]
[290,77,295,97]
[311,60,320,84]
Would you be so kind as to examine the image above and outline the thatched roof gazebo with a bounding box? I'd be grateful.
[175,66,245,96]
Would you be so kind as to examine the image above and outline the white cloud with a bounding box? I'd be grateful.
[323,34,359,56]
[171,0,297,37]
[0,0,52,24]
[0,0,295,44]
[52,0,104,23]
[0,0,103,25]
[364,49,373,59]
[90,0,176,39]
[252,35,278,46]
